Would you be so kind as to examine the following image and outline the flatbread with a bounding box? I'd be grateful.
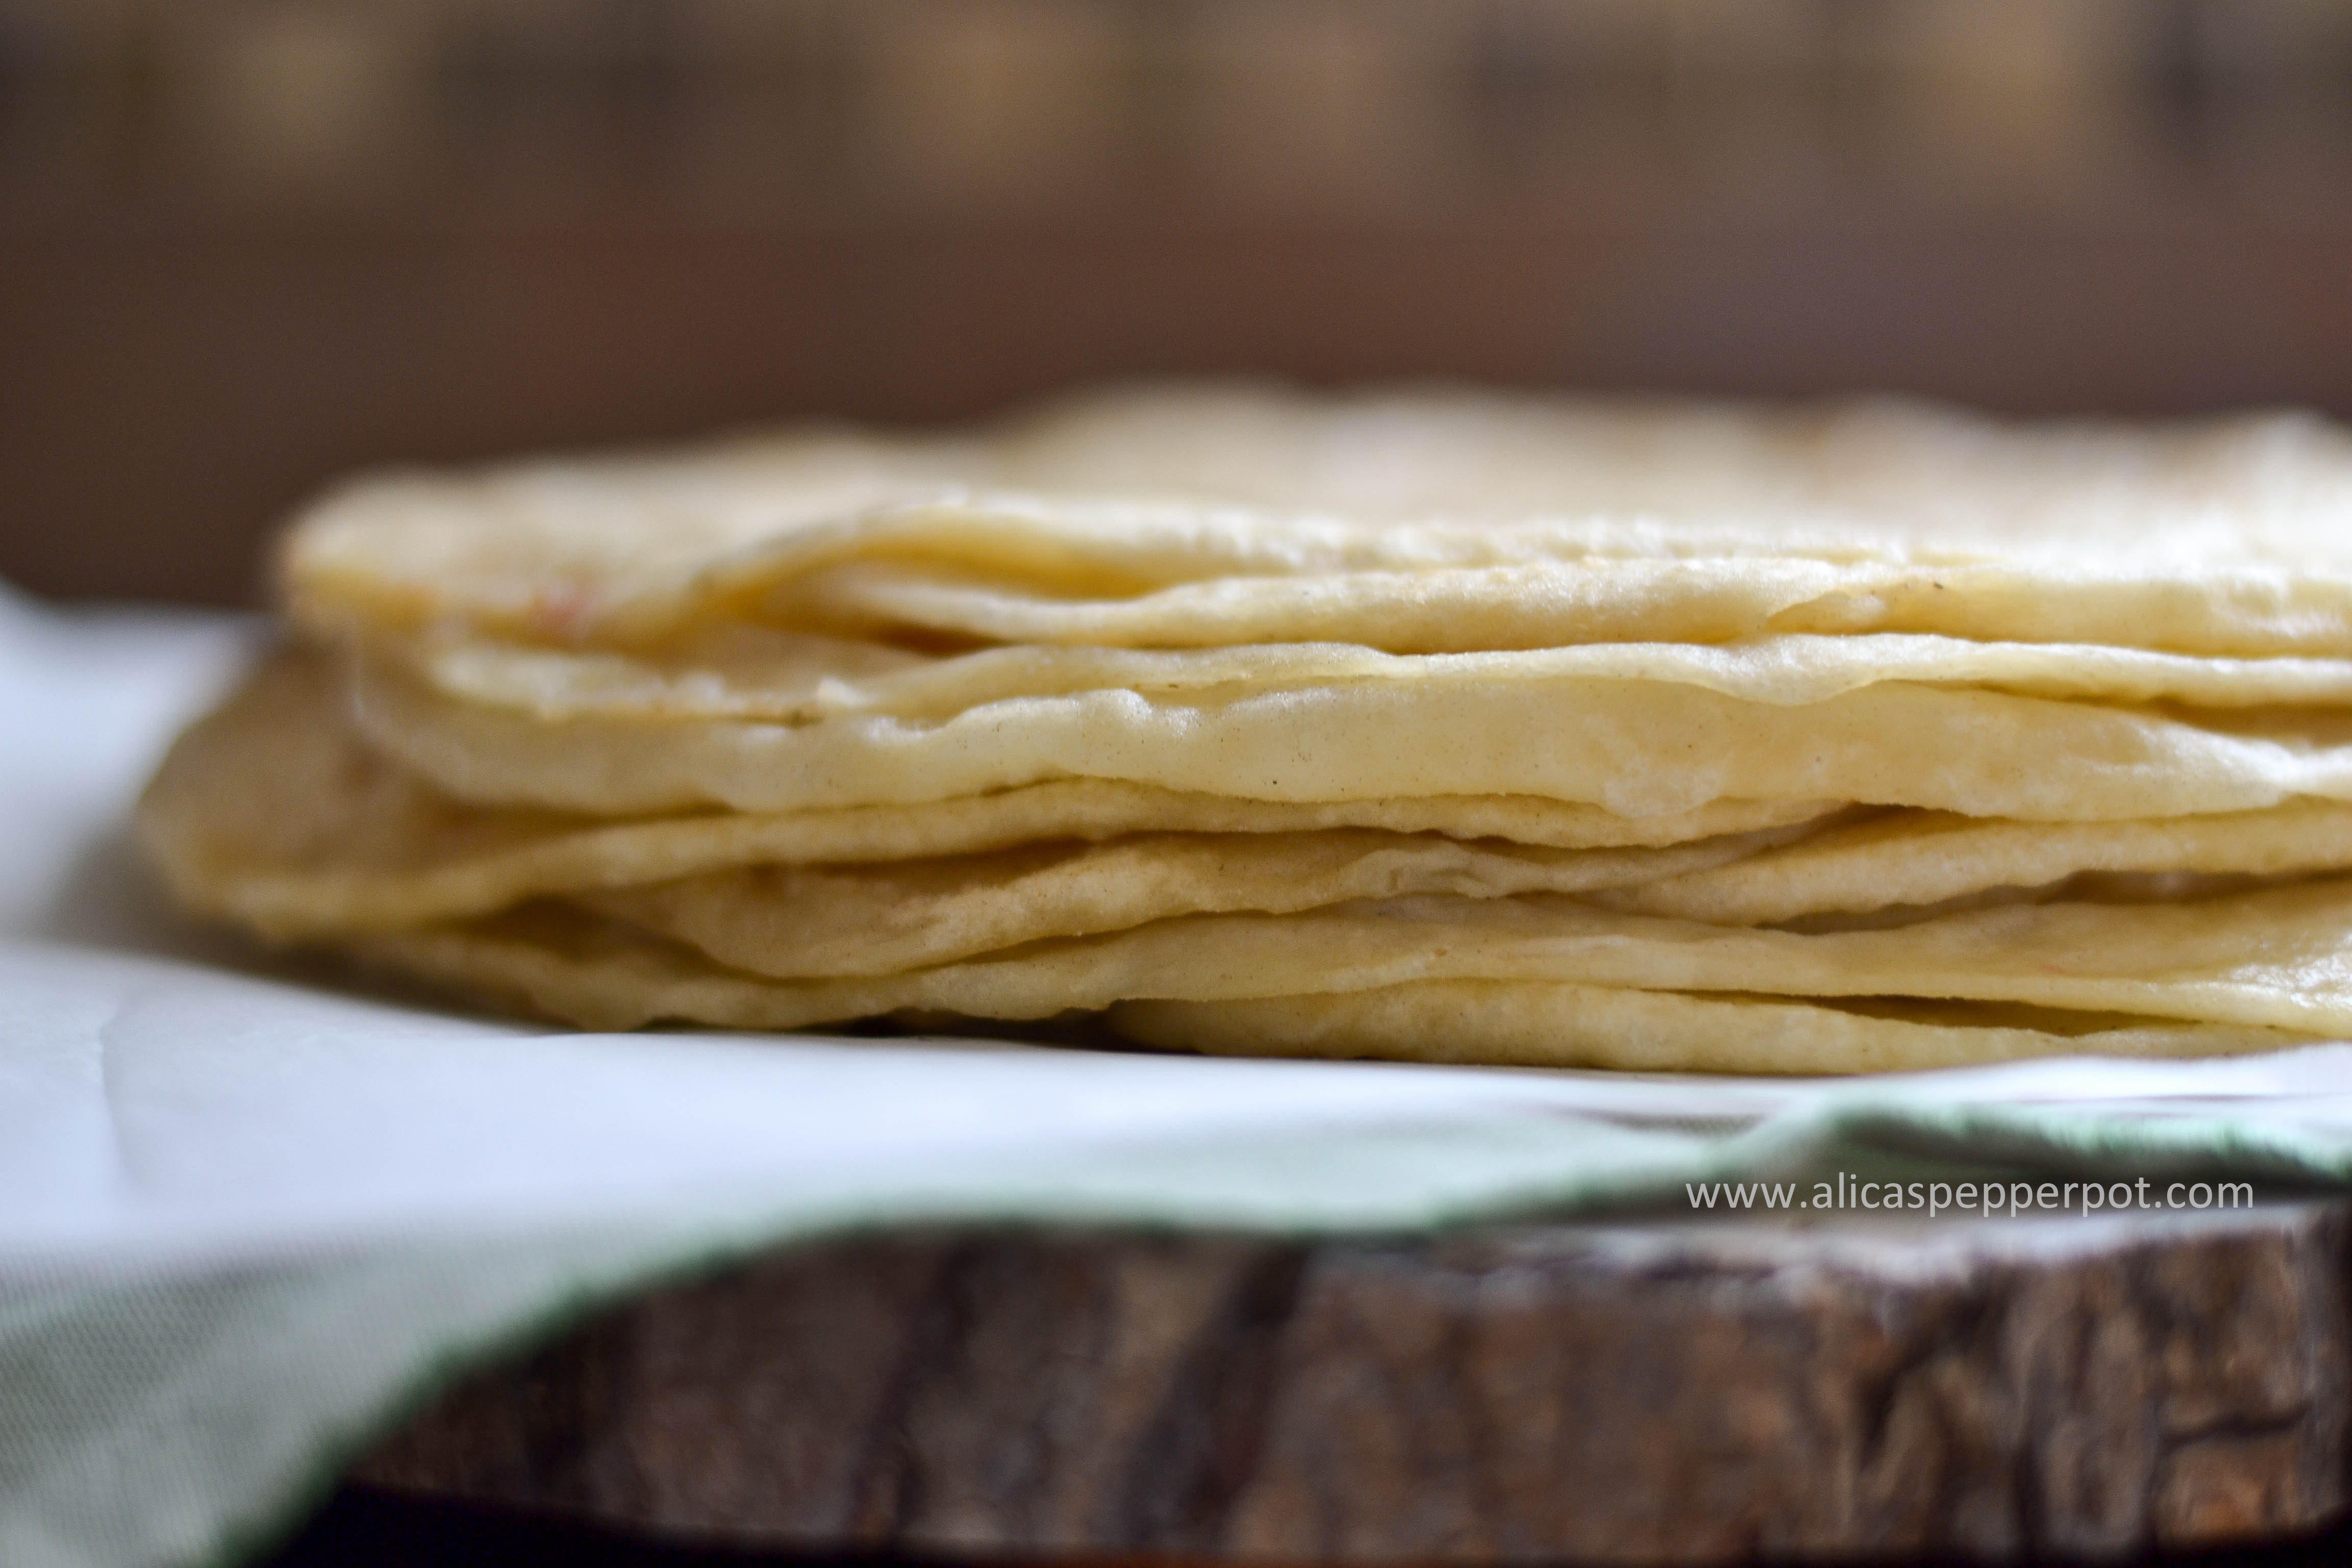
[143,386,2352,1074]
[391,626,2352,722]
[581,874,2352,1035]
[763,552,2352,659]
[346,904,2318,1073]
[577,823,1811,979]
[352,650,2352,819]
[286,391,2352,656]
[150,659,2352,967]
[1109,985,2307,1075]
[1597,800,2352,925]
[991,385,2352,549]
[143,650,1836,935]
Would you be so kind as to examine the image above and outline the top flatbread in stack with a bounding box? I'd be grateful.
[139,386,2352,1073]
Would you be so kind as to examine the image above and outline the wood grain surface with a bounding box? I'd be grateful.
[356,1203,2352,1564]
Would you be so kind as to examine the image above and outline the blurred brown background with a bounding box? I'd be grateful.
[5,0,2352,606]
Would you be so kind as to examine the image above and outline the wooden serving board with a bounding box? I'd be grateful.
[355,1202,2350,1564]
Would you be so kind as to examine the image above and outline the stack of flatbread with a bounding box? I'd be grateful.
[140,387,2352,1072]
